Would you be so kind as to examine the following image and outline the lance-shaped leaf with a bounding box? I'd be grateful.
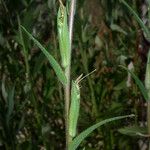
[21,26,67,85]
[119,65,148,101]
[69,114,134,150]
[120,0,150,38]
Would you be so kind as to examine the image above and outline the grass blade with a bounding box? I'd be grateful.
[21,26,67,85]
[118,125,147,137]
[69,114,134,150]
[119,65,148,101]
[120,0,150,38]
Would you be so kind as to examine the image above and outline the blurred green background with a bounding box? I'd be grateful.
[0,0,148,149]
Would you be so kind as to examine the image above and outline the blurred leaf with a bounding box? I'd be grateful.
[0,34,6,46]
[6,86,15,125]
[95,35,103,48]
[42,124,51,136]
[1,78,7,101]
[69,114,135,150]
[114,80,126,91]
[18,115,25,130]
[120,0,150,39]
[117,55,127,65]
[21,26,67,85]
[110,24,127,35]
[118,126,147,137]
[119,65,148,101]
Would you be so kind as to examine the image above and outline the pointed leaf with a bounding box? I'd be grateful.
[118,126,147,137]
[119,65,148,101]
[69,114,134,150]
[21,26,67,85]
[120,0,150,38]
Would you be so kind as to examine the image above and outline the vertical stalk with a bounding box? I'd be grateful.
[64,0,76,149]
[64,66,71,149]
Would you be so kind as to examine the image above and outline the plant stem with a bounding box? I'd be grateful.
[64,67,71,149]
[69,0,76,46]
[64,0,76,149]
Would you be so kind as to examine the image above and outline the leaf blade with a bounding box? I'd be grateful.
[69,114,134,150]
[120,0,150,38]
[119,65,148,101]
[21,26,67,85]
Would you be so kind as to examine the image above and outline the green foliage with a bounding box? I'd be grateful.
[69,81,80,138]
[21,26,67,85]
[118,126,147,137]
[120,65,148,101]
[69,114,134,150]
[57,3,71,69]
[0,0,149,149]
[120,0,150,38]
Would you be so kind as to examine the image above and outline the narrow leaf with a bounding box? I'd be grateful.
[119,65,148,101]
[69,81,80,138]
[120,0,150,38]
[118,126,147,137]
[21,26,67,85]
[69,114,134,150]
[110,24,127,35]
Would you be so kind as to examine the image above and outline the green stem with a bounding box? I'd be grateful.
[65,0,77,149]
[64,66,72,149]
